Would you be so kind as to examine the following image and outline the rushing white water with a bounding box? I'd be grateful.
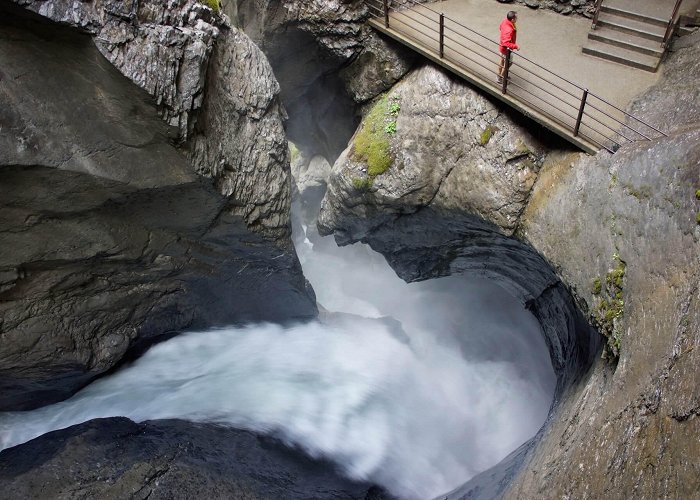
[0,201,556,499]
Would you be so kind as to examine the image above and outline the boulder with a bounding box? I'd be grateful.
[318,64,553,245]
[0,418,388,500]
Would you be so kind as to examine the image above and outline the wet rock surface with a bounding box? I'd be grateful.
[12,0,222,138]
[0,418,389,500]
[0,5,315,411]
[184,26,293,240]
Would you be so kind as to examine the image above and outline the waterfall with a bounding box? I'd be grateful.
[0,188,555,500]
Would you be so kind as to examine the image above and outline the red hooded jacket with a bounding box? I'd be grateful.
[499,18,519,54]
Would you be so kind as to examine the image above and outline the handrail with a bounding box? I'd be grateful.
[591,0,604,29]
[365,0,667,153]
[662,0,684,47]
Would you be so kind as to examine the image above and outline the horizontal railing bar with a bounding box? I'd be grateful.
[583,101,654,140]
[510,57,583,102]
[442,42,502,79]
[508,72,581,113]
[388,12,440,42]
[388,2,439,23]
[575,125,609,151]
[443,23,499,56]
[586,92,667,136]
[580,109,639,142]
[505,82,580,124]
[442,37,500,70]
[585,110,651,141]
[390,8,440,32]
[578,124,625,152]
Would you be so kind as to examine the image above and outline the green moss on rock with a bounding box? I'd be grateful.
[479,125,493,146]
[353,95,393,177]
[202,0,221,11]
[352,177,373,191]
[592,253,627,362]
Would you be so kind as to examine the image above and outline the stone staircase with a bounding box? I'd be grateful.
[583,1,670,72]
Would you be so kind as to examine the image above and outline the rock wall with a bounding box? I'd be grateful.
[13,0,294,241]
[229,0,420,160]
[0,3,315,411]
[317,28,700,500]
[497,32,700,500]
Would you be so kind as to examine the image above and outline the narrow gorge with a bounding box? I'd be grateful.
[1,0,699,499]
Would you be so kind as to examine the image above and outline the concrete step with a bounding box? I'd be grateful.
[588,26,664,57]
[597,12,666,42]
[582,39,661,72]
[680,9,700,27]
[600,4,668,28]
[677,25,698,36]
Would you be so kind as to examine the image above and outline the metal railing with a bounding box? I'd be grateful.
[591,0,604,29]
[365,0,667,153]
[662,0,684,47]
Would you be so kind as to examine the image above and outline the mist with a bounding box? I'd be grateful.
[0,168,556,500]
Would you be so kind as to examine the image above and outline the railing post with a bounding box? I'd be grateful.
[574,88,588,137]
[439,13,445,58]
[501,49,511,94]
[591,0,603,29]
[383,0,389,28]
[662,0,683,47]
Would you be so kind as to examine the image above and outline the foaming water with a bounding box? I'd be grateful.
[0,207,556,499]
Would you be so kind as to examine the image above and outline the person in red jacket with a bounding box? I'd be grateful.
[497,11,519,83]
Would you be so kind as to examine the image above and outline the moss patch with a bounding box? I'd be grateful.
[289,142,300,163]
[592,253,627,362]
[695,189,700,200]
[352,94,401,178]
[479,125,493,146]
[352,177,373,191]
[202,0,221,11]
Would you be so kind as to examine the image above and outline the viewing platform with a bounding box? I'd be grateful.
[365,0,673,154]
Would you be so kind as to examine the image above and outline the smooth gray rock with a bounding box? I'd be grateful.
[0,418,390,500]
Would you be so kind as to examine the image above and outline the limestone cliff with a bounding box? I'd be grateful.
[318,28,700,499]
[13,0,294,240]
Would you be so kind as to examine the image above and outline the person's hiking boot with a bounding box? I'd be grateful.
[497,76,503,84]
